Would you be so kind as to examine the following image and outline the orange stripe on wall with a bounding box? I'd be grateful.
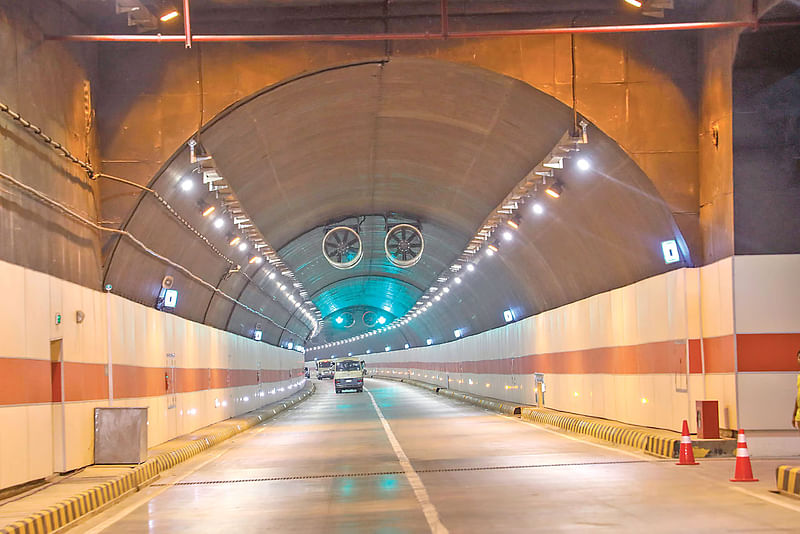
[63,362,109,402]
[0,358,298,405]
[702,335,736,373]
[0,358,51,405]
[737,333,800,372]
[374,339,691,375]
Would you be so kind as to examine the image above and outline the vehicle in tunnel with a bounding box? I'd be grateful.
[317,359,334,379]
[334,357,365,393]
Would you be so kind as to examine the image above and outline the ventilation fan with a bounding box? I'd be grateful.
[362,311,378,327]
[322,226,363,269]
[385,224,424,268]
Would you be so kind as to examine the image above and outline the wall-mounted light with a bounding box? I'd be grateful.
[254,329,263,341]
[249,256,262,264]
[377,316,387,325]
[503,309,515,323]
[385,346,391,352]
[545,182,563,199]
[404,344,410,349]
[454,329,462,338]
[426,338,433,346]
[287,342,294,350]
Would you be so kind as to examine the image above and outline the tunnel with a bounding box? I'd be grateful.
[0,1,799,532]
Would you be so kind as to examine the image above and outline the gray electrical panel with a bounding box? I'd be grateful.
[94,407,148,464]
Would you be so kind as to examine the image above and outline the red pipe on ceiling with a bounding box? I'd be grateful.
[45,19,799,43]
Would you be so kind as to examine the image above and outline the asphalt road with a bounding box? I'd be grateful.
[75,378,800,533]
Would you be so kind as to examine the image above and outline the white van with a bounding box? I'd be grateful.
[317,359,335,379]
[334,357,365,393]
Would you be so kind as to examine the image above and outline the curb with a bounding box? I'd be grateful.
[776,465,800,498]
[378,376,679,458]
[0,384,315,534]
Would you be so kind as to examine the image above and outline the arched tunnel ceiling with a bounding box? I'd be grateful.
[104,57,687,352]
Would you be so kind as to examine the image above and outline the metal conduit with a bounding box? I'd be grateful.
[44,19,800,44]
[0,168,308,339]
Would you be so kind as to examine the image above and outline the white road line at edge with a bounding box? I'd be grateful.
[729,485,800,513]
[366,388,449,534]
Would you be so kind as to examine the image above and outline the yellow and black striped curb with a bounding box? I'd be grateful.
[0,385,314,534]
[517,407,679,459]
[777,465,800,498]
[378,376,679,458]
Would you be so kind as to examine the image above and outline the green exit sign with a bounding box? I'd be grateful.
[55,313,61,325]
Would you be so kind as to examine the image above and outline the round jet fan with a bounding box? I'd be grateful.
[362,310,378,328]
[385,224,424,268]
[322,226,363,269]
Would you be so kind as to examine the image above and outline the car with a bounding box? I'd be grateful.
[334,357,365,393]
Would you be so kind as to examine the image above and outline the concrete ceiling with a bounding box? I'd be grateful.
[104,57,688,353]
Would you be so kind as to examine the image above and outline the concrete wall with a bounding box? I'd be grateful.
[0,258,304,491]
[0,2,102,288]
[364,254,800,456]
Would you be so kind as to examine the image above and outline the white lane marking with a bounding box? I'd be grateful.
[729,486,800,513]
[495,413,650,461]
[366,388,449,534]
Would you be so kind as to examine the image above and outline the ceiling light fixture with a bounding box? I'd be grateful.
[160,9,179,22]
[180,179,193,191]
[532,203,544,215]
[624,0,643,7]
[229,236,241,247]
[576,158,591,171]
[502,231,513,241]
[507,214,522,230]
[238,242,248,251]
[202,205,215,217]
[466,264,475,272]
[213,217,224,229]
[545,182,563,199]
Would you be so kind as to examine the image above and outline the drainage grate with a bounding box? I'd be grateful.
[151,459,650,486]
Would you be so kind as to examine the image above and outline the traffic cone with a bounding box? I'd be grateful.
[730,429,759,482]
[676,420,699,465]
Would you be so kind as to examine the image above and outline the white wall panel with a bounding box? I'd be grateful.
[734,254,800,334]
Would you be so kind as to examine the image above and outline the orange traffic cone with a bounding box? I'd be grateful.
[730,429,758,482]
[676,420,698,465]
